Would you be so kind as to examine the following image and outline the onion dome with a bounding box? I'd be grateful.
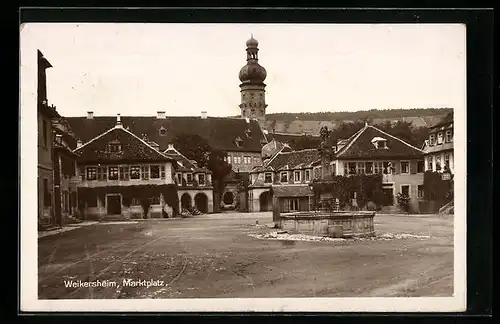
[246,35,259,47]
[239,63,267,83]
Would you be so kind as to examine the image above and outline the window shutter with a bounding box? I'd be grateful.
[160,165,166,179]
[410,161,417,174]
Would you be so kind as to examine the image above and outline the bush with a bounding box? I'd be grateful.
[366,201,377,211]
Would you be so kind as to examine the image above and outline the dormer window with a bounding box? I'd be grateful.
[429,134,436,145]
[159,127,167,136]
[437,132,444,145]
[371,137,387,149]
[245,129,252,138]
[235,137,244,147]
[108,140,122,153]
[445,130,453,143]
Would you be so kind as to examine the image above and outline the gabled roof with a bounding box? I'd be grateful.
[163,146,212,173]
[266,148,321,171]
[74,124,174,164]
[429,111,453,129]
[65,116,267,153]
[335,124,423,159]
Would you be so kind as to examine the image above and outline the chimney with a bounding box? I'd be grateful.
[168,143,174,150]
[87,111,94,119]
[77,139,83,148]
[157,111,166,119]
[116,113,122,128]
[201,111,207,119]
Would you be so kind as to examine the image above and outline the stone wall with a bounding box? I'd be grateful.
[278,211,376,238]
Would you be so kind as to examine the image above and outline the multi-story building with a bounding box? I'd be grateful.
[331,123,426,212]
[422,111,454,174]
[163,144,214,213]
[248,141,320,213]
[74,115,179,220]
[37,49,60,227]
[52,117,80,225]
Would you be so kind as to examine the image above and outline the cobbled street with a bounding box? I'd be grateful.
[38,213,453,299]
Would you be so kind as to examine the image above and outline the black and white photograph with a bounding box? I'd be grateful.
[21,22,466,312]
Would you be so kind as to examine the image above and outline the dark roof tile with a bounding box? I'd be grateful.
[74,125,173,164]
[335,125,423,159]
[65,116,267,153]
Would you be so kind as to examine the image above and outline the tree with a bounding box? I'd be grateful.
[289,135,322,150]
[173,134,232,200]
[172,134,212,167]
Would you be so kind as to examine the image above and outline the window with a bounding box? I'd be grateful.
[160,165,166,179]
[43,178,51,207]
[331,163,336,176]
[444,154,450,169]
[383,162,391,174]
[437,132,444,145]
[177,173,182,184]
[245,156,251,164]
[427,156,433,171]
[108,166,119,180]
[119,166,129,180]
[108,143,122,153]
[305,170,310,181]
[429,134,436,145]
[86,167,97,181]
[357,162,365,175]
[254,157,260,165]
[401,185,410,197]
[401,161,410,174]
[280,172,288,183]
[294,170,301,182]
[379,141,387,149]
[63,191,69,213]
[289,199,299,211]
[42,120,48,147]
[417,185,424,198]
[150,165,160,179]
[373,162,383,174]
[130,166,141,180]
[227,156,231,164]
[445,130,453,143]
[348,162,357,175]
[417,161,425,173]
[236,156,242,164]
[314,167,321,179]
[198,174,205,185]
[131,198,141,206]
[97,166,107,181]
[264,172,272,183]
[436,158,442,171]
[141,165,149,180]
[186,173,193,183]
[150,196,161,205]
[365,162,373,174]
[159,127,167,136]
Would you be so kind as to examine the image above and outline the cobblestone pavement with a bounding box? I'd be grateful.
[38,212,454,299]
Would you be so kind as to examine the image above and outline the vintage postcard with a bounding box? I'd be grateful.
[20,22,466,312]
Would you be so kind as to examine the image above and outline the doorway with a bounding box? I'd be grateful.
[382,187,394,206]
[106,194,122,215]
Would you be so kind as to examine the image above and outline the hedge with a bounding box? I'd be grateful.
[311,174,384,209]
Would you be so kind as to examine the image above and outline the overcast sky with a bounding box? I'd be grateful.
[21,23,465,118]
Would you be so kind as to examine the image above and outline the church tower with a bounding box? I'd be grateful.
[238,35,267,121]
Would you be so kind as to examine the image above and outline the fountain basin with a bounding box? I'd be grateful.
[277,211,376,238]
